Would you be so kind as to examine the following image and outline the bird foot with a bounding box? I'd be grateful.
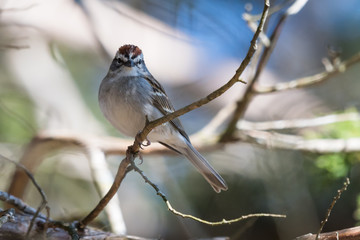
[135,133,151,150]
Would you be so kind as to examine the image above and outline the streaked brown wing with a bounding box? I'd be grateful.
[143,75,190,142]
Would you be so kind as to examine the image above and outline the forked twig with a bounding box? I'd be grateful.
[131,163,286,225]
[220,1,291,142]
[132,0,270,152]
[315,178,350,240]
[254,52,360,94]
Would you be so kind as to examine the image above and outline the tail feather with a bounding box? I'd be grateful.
[182,141,228,193]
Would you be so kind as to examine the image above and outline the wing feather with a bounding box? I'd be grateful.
[143,75,190,142]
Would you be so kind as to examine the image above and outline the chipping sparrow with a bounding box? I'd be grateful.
[98,44,227,193]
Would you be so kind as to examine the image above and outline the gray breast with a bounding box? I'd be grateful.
[99,76,153,137]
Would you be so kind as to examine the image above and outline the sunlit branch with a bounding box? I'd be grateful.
[237,112,360,130]
[238,130,360,153]
[254,52,360,94]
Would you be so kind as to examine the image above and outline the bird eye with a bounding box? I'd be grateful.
[116,58,123,64]
[136,60,142,65]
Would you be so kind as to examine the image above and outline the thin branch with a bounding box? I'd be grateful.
[132,0,270,152]
[78,150,132,228]
[315,178,350,240]
[0,191,47,220]
[132,162,286,225]
[166,201,285,226]
[0,154,48,236]
[237,112,360,131]
[254,52,360,94]
[247,0,306,21]
[237,130,360,153]
[220,1,287,142]
[85,147,126,234]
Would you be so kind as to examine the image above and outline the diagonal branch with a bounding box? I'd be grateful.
[315,178,350,240]
[78,152,132,228]
[220,0,310,142]
[131,0,270,153]
[219,4,289,142]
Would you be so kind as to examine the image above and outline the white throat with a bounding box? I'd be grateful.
[118,66,142,77]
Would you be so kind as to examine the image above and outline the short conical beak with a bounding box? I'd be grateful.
[124,60,135,67]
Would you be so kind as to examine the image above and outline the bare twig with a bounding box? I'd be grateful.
[237,112,360,130]
[78,150,132,228]
[131,162,286,225]
[0,191,47,220]
[85,147,126,234]
[244,0,308,47]
[254,52,360,94]
[237,130,360,153]
[246,0,307,21]
[0,154,48,236]
[133,0,270,152]
[315,178,350,240]
[220,0,288,142]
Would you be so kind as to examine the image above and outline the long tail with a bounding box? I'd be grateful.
[181,141,228,193]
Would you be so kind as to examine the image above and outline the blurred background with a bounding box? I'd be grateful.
[1,0,360,239]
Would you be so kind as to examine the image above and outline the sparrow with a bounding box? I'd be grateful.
[98,44,227,193]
